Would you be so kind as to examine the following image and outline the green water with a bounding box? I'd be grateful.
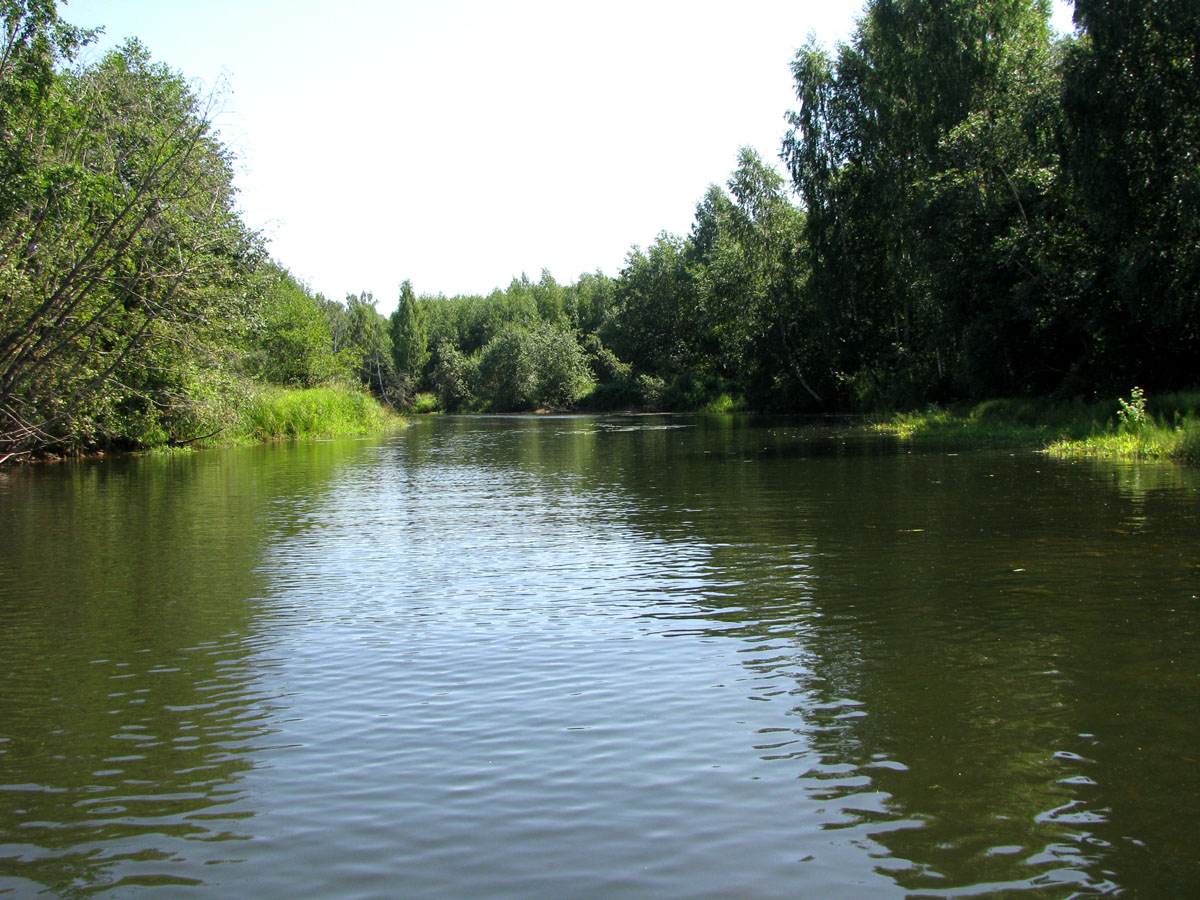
[1,415,1198,898]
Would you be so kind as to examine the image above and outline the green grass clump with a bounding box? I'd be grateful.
[1046,387,1200,463]
[879,402,1059,446]
[880,389,1200,465]
[1047,415,1200,463]
[1180,419,1200,466]
[235,384,398,442]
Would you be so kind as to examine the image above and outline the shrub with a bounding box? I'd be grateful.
[430,342,476,412]
[472,321,593,411]
[1117,386,1148,431]
[635,374,666,411]
[412,393,439,414]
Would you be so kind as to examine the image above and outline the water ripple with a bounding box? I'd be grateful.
[3,418,1198,897]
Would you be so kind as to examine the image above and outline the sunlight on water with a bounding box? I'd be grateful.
[2,416,1198,898]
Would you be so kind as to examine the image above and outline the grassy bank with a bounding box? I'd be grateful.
[232,384,399,443]
[1047,412,1200,466]
[0,384,399,463]
[879,390,1200,465]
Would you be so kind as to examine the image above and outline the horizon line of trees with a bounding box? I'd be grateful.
[363,0,1199,414]
[3,0,1198,457]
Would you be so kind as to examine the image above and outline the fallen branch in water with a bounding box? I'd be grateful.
[167,427,226,448]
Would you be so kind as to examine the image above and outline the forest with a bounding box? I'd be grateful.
[1,0,1198,458]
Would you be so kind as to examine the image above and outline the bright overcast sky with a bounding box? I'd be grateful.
[67,0,1076,311]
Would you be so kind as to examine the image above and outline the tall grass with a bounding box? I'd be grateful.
[880,390,1200,464]
[234,384,398,442]
[879,398,1094,446]
[1045,389,1200,462]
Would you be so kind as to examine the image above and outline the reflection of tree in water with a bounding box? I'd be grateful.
[0,443,359,896]
[501,415,1200,898]
[1,642,269,896]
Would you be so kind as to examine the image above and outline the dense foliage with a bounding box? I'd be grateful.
[391,0,1197,414]
[0,8,256,454]
[3,0,1197,452]
[781,0,1199,405]
[0,2,397,457]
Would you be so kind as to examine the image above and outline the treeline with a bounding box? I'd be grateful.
[0,4,396,458]
[383,153,814,413]
[783,0,1200,407]
[4,0,1198,454]
[388,0,1198,413]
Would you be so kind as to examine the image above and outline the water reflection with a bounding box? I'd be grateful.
[564,419,1198,897]
[1,419,1197,899]
[0,440,375,896]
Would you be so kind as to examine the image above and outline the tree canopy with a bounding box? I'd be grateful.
[5,0,1198,453]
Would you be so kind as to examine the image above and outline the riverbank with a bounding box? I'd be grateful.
[0,384,400,465]
[233,384,400,443]
[877,391,1200,465]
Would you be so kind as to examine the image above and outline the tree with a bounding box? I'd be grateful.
[927,35,1073,395]
[389,279,429,386]
[1060,0,1200,390]
[245,263,348,387]
[783,0,1057,404]
[0,27,259,454]
[430,340,474,411]
[565,270,616,336]
[472,320,593,411]
[532,268,565,323]
[343,292,397,401]
[605,232,697,377]
[698,149,821,407]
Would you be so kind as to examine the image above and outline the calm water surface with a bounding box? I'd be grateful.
[1,415,1198,898]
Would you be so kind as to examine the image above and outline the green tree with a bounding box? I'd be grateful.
[529,320,594,408]
[343,292,397,402]
[429,340,474,411]
[928,35,1073,395]
[1060,0,1200,390]
[246,263,348,387]
[532,268,565,323]
[389,279,429,386]
[472,320,593,411]
[605,232,697,378]
[564,270,616,336]
[784,0,1056,404]
[692,149,821,407]
[0,28,259,454]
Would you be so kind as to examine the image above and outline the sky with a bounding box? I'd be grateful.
[67,0,1077,311]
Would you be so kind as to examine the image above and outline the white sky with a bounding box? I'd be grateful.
[67,0,1076,311]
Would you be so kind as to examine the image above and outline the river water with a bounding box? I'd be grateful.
[1,414,1198,899]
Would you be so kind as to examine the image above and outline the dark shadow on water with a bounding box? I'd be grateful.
[0,439,381,897]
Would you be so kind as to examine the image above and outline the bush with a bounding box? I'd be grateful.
[579,378,642,410]
[1117,386,1148,431]
[582,335,632,382]
[430,342,476,412]
[412,392,439,414]
[473,327,540,410]
[527,322,595,408]
[472,321,593,411]
[660,372,734,411]
[635,374,667,411]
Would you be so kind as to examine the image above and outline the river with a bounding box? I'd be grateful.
[1,414,1198,898]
